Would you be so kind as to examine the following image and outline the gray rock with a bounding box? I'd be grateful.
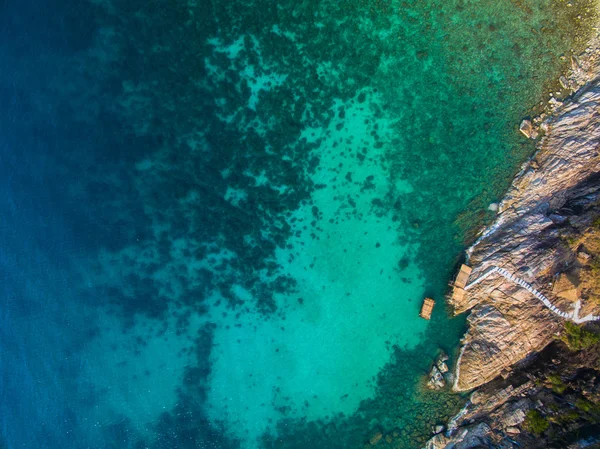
[436,351,450,373]
[425,433,450,449]
[427,365,446,390]
[437,360,449,374]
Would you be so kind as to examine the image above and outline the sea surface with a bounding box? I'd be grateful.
[0,0,596,448]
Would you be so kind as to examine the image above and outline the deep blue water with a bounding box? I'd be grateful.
[0,0,595,448]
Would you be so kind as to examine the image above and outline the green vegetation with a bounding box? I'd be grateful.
[547,374,568,394]
[560,233,580,247]
[575,398,600,417]
[524,410,550,436]
[561,322,600,351]
[589,256,600,273]
[551,410,580,425]
[548,403,560,412]
[575,398,594,413]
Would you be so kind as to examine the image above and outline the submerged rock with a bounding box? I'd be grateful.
[368,431,383,445]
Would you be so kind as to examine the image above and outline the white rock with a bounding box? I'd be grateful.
[519,119,538,139]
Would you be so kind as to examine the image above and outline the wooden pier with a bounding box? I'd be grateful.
[420,297,435,320]
[450,264,472,303]
[454,264,472,289]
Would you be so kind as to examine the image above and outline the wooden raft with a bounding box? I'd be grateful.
[420,297,435,320]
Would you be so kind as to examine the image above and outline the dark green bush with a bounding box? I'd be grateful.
[562,322,600,351]
[547,374,568,394]
[552,410,580,425]
[575,398,600,417]
[524,410,550,436]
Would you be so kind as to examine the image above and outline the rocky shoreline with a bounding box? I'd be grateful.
[424,30,600,449]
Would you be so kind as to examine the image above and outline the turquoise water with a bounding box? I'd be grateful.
[0,0,596,448]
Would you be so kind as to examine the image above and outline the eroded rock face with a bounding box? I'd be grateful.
[454,293,561,391]
[452,74,600,392]
[425,338,600,449]
[424,379,538,449]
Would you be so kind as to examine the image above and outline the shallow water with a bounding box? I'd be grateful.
[0,0,597,448]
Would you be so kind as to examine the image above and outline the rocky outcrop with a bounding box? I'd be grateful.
[425,340,600,449]
[423,28,600,449]
[427,352,450,390]
[451,69,600,393]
